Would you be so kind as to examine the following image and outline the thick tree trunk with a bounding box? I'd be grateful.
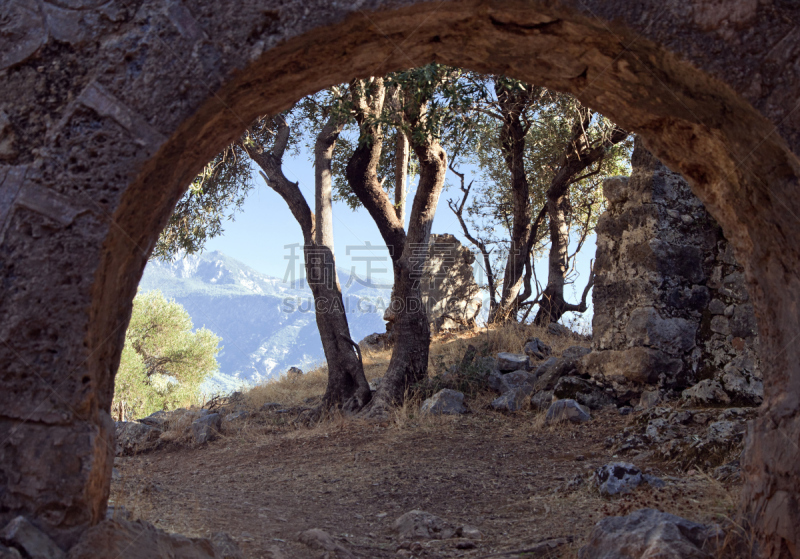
[489,82,535,324]
[242,117,370,411]
[533,196,573,325]
[346,79,447,413]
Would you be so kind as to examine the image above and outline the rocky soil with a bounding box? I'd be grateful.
[110,401,743,558]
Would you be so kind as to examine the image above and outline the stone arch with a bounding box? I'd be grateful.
[1,1,798,555]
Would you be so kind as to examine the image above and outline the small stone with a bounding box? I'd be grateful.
[682,380,731,406]
[618,406,633,416]
[523,338,551,360]
[639,389,662,409]
[420,389,466,415]
[393,510,456,540]
[496,352,530,372]
[545,399,591,424]
[455,540,476,549]
[595,462,643,496]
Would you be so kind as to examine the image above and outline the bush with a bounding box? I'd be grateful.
[113,290,221,419]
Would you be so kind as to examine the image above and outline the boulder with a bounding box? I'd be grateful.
[420,389,467,415]
[287,366,303,376]
[531,390,554,411]
[67,519,234,559]
[393,511,457,540]
[682,380,731,406]
[561,346,592,361]
[223,410,248,423]
[191,413,222,444]
[553,377,616,410]
[594,463,643,496]
[523,338,551,360]
[578,509,720,559]
[545,399,591,424]
[487,371,505,393]
[490,387,532,412]
[496,352,530,372]
[115,421,163,456]
[1,516,65,559]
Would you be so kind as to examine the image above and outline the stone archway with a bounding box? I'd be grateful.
[1,0,798,556]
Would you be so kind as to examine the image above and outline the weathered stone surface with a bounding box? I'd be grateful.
[594,463,643,496]
[115,422,162,456]
[553,377,616,410]
[490,387,532,412]
[286,366,303,376]
[498,371,537,393]
[531,391,554,411]
[523,338,551,360]
[547,323,572,337]
[420,389,466,415]
[496,352,530,372]
[561,346,591,361]
[545,399,591,424]
[534,357,577,392]
[578,509,720,559]
[297,529,353,559]
[592,140,760,405]
[682,380,731,406]
[0,544,21,559]
[191,413,222,444]
[137,410,169,430]
[0,0,799,553]
[580,348,682,398]
[419,234,482,332]
[1,516,65,559]
[393,511,456,540]
[639,389,662,410]
[67,519,231,559]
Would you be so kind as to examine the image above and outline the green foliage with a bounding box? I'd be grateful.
[113,290,221,418]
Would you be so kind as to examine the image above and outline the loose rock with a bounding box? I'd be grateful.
[115,422,163,456]
[531,390,554,411]
[548,322,572,337]
[561,346,591,361]
[420,389,467,415]
[491,387,532,412]
[192,413,222,444]
[682,380,730,406]
[595,463,643,496]
[393,511,457,540]
[578,509,721,559]
[496,352,530,372]
[545,399,591,424]
[523,338,551,360]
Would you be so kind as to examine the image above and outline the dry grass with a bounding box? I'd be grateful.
[238,321,587,420]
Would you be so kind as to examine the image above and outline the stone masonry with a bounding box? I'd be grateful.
[584,138,761,405]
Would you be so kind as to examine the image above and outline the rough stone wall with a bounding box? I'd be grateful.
[0,0,799,552]
[384,233,482,332]
[587,138,761,404]
[420,234,482,332]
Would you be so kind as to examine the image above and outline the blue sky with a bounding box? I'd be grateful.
[201,150,597,329]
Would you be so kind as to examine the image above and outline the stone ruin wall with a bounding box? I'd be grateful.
[586,138,761,406]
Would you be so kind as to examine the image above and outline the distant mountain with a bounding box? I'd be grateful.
[139,251,391,393]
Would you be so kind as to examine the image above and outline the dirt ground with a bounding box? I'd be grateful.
[111,405,739,558]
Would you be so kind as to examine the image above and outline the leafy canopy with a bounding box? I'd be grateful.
[113,290,221,418]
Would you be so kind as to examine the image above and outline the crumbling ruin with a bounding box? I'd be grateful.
[587,139,762,407]
[0,1,799,556]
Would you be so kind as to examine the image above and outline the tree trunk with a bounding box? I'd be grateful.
[395,130,409,225]
[489,82,535,323]
[346,78,447,413]
[533,196,572,325]
[241,115,370,411]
